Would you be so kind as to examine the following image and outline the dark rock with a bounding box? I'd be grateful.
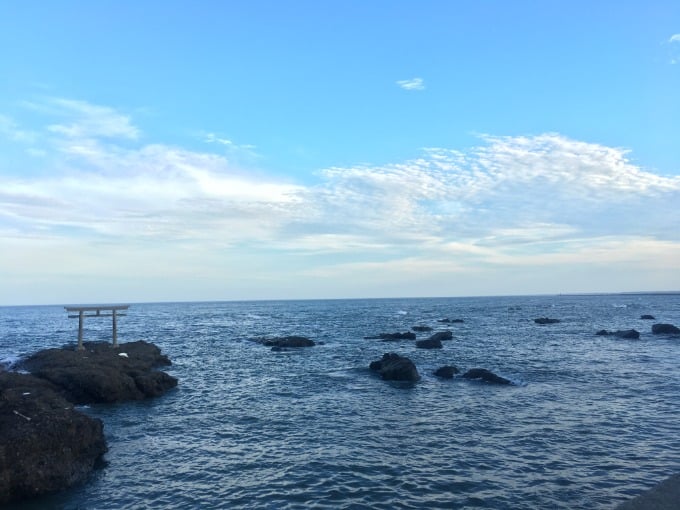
[596,329,640,339]
[640,315,656,320]
[364,332,416,341]
[259,336,315,348]
[437,318,464,323]
[534,317,560,324]
[462,368,512,385]
[614,329,640,339]
[0,372,107,504]
[369,353,420,382]
[19,340,177,405]
[416,338,443,349]
[411,325,433,332]
[434,365,459,379]
[427,331,454,342]
[652,323,680,335]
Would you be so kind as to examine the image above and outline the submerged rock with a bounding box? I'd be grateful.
[534,317,560,324]
[595,329,640,339]
[364,332,416,341]
[640,314,656,320]
[19,340,177,405]
[411,325,433,332]
[433,365,459,379]
[415,338,442,349]
[651,323,680,335]
[462,368,512,385]
[256,336,316,348]
[0,372,107,504]
[369,353,420,382]
[615,329,640,339]
[438,318,464,323]
[427,331,453,342]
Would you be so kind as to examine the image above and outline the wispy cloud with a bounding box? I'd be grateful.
[668,34,680,64]
[0,114,37,143]
[2,98,680,300]
[32,98,140,140]
[202,132,258,158]
[396,77,425,91]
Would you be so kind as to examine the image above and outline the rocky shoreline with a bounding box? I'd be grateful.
[0,340,176,505]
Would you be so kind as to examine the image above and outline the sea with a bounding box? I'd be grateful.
[1,294,679,509]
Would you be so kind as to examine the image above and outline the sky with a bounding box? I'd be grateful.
[1,1,679,305]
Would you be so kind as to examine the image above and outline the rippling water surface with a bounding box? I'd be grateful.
[2,294,680,509]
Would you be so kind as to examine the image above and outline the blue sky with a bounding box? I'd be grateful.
[1,1,679,305]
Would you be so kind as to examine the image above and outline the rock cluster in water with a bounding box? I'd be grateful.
[365,322,512,386]
[594,322,680,338]
[0,340,176,505]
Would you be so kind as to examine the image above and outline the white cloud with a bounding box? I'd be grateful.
[0,114,37,143]
[28,98,140,140]
[2,99,680,302]
[669,34,680,43]
[396,77,425,91]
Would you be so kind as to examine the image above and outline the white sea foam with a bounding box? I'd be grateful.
[0,354,21,370]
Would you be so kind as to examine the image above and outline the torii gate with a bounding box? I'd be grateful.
[65,305,130,350]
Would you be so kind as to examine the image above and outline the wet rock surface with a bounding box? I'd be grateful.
[534,317,560,324]
[596,329,641,339]
[364,332,416,341]
[427,331,453,342]
[433,366,460,379]
[1,341,176,504]
[651,323,680,335]
[416,338,443,349]
[462,368,512,385]
[19,340,177,404]
[252,336,316,348]
[0,372,106,504]
[369,353,420,382]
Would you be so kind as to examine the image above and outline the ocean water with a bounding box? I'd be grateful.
[1,294,680,509]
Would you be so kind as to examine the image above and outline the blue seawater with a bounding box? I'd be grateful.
[1,295,679,509]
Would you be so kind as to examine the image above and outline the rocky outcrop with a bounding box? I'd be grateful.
[640,314,656,320]
[427,331,453,342]
[651,323,680,335]
[534,317,560,324]
[0,372,108,504]
[415,338,442,349]
[364,332,416,341]
[253,336,316,348]
[19,341,177,405]
[411,325,433,332]
[615,473,680,510]
[462,368,512,385]
[369,353,420,382]
[433,366,459,379]
[1,340,175,505]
